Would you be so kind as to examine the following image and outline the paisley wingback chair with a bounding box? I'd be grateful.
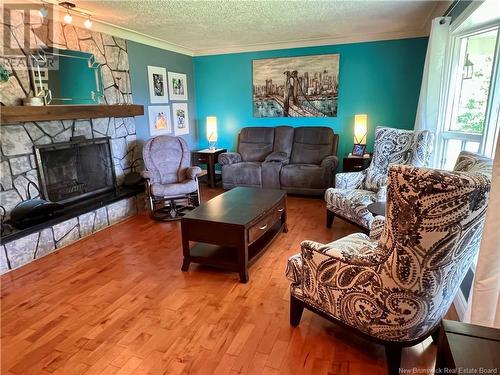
[286,158,492,375]
[142,135,201,221]
[325,127,434,231]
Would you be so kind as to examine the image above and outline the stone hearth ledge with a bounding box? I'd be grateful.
[0,194,146,274]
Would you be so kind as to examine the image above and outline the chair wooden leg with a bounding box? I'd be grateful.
[326,209,335,228]
[290,295,304,327]
[384,345,402,375]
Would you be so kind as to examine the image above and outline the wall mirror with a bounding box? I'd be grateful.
[30,48,103,105]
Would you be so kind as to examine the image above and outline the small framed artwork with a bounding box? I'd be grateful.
[351,144,366,157]
[147,66,168,103]
[148,105,172,136]
[168,71,188,100]
[172,103,189,136]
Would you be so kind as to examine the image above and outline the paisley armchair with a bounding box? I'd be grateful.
[325,127,434,230]
[142,135,201,221]
[286,160,492,375]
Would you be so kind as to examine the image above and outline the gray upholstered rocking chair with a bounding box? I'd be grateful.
[142,135,201,221]
[286,153,492,375]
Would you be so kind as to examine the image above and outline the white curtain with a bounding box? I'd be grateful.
[414,17,451,166]
[465,140,500,328]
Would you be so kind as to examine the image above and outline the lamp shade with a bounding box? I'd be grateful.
[354,114,368,145]
[206,116,218,143]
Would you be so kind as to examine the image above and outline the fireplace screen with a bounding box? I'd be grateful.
[35,137,116,204]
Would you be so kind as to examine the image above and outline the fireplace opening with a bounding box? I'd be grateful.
[35,137,116,204]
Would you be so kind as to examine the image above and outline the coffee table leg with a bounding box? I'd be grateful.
[283,200,288,233]
[238,236,249,283]
[181,222,190,271]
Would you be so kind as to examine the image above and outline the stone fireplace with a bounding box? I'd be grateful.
[0,11,145,274]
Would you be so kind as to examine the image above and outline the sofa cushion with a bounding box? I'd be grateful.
[280,164,326,189]
[273,126,294,156]
[290,127,334,165]
[238,127,274,162]
[221,162,262,186]
[151,179,198,197]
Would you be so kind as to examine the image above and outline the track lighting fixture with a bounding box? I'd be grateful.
[84,16,92,29]
[39,4,48,18]
[63,11,73,24]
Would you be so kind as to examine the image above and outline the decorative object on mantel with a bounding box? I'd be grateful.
[148,105,172,135]
[0,104,144,123]
[172,102,189,136]
[168,71,188,101]
[22,96,44,106]
[147,66,169,104]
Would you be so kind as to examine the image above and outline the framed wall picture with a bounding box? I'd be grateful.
[147,66,168,103]
[172,103,189,136]
[148,105,172,136]
[252,53,339,118]
[167,71,188,100]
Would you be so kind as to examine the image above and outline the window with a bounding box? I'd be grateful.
[437,7,500,170]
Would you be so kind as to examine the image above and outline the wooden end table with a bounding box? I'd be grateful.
[191,148,227,188]
[343,153,372,172]
[181,187,287,283]
[435,319,500,373]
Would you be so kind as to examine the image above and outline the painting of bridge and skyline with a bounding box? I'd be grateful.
[252,53,339,118]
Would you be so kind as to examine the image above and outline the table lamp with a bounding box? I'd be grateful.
[206,116,218,150]
[353,114,368,156]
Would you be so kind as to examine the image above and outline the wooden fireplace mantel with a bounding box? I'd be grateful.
[0,104,144,123]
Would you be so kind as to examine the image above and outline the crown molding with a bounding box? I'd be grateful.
[52,11,195,56]
[191,28,430,56]
[11,0,432,57]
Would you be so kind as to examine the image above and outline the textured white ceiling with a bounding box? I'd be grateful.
[75,0,447,55]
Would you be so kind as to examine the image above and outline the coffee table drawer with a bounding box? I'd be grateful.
[248,199,285,244]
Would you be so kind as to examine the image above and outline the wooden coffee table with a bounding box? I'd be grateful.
[181,187,287,282]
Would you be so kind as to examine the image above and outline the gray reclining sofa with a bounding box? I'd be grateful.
[218,126,339,196]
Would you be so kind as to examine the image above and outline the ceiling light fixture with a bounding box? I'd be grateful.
[63,11,73,24]
[39,4,48,18]
[59,2,76,24]
[84,16,92,29]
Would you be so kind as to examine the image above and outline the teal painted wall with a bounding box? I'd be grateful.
[128,41,196,149]
[193,37,428,158]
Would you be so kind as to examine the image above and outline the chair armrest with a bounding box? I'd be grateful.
[321,155,339,171]
[301,235,384,267]
[376,185,387,202]
[218,152,242,165]
[186,166,202,180]
[264,151,289,163]
[335,171,364,189]
[369,216,386,241]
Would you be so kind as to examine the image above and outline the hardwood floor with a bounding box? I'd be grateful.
[1,187,454,375]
